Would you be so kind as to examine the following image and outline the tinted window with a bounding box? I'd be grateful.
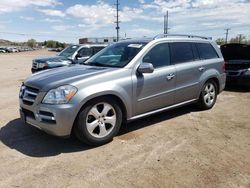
[143,43,170,68]
[93,47,104,54]
[191,43,200,60]
[196,43,218,59]
[78,48,92,57]
[170,42,194,64]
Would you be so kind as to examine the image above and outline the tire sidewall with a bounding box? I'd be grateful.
[200,80,217,109]
[76,98,122,145]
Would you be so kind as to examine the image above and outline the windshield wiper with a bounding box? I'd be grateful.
[83,62,118,68]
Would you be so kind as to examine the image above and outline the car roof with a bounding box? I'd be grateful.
[80,44,108,47]
[117,35,212,45]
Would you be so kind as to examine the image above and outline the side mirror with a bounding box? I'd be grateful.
[137,63,154,74]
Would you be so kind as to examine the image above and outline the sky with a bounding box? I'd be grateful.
[0,0,250,43]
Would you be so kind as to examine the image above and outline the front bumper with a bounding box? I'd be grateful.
[31,68,45,73]
[19,99,77,137]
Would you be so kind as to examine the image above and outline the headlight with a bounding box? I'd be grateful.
[43,85,77,104]
[244,68,250,76]
[37,62,48,69]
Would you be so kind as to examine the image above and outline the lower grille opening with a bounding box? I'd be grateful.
[23,100,34,106]
[39,110,56,124]
[39,111,54,117]
[22,108,35,119]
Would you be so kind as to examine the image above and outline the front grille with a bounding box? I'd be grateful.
[32,61,38,69]
[20,86,39,105]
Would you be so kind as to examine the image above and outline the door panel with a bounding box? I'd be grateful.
[174,61,203,103]
[133,66,176,115]
[169,42,202,103]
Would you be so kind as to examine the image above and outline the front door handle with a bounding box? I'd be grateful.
[199,67,205,72]
[167,73,175,80]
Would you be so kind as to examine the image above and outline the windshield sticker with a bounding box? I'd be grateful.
[72,46,78,49]
[128,44,143,48]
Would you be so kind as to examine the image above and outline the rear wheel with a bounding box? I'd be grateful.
[197,80,217,110]
[74,97,122,146]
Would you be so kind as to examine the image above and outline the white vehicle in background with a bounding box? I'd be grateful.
[7,47,19,53]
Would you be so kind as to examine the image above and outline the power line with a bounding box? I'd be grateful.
[224,28,231,44]
[114,0,120,41]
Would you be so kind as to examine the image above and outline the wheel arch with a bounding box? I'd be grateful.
[71,94,128,136]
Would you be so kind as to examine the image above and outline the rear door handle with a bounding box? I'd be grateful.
[166,73,175,80]
[199,67,205,72]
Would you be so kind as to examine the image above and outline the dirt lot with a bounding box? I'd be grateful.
[0,49,250,188]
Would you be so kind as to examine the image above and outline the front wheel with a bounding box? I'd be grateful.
[197,80,217,110]
[74,98,122,146]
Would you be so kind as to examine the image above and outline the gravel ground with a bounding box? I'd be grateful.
[0,50,250,188]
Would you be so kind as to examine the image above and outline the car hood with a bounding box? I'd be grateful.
[34,56,72,67]
[24,65,118,91]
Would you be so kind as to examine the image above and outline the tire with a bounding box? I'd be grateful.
[197,80,218,110]
[74,97,123,146]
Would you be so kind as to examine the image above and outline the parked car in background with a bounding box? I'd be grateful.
[7,47,19,53]
[20,34,226,146]
[32,44,107,73]
[0,48,7,53]
[221,43,250,86]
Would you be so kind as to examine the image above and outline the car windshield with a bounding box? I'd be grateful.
[58,45,80,58]
[85,41,147,68]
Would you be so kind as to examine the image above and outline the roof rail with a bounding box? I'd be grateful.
[153,34,212,40]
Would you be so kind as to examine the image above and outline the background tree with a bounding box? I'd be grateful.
[27,39,36,48]
[229,35,247,44]
[46,40,57,48]
[215,38,225,46]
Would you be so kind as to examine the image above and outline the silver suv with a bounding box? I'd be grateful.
[19,34,226,146]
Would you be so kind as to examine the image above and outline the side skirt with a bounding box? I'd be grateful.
[128,99,198,122]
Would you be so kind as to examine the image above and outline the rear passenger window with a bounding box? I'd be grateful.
[170,43,194,64]
[143,43,170,68]
[196,43,218,59]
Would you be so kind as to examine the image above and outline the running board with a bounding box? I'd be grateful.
[128,99,198,121]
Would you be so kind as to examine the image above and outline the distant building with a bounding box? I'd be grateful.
[79,37,117,44]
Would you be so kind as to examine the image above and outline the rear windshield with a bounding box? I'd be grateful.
[221,44,250,61]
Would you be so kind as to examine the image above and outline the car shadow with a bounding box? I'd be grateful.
[225,85,250,92]
[0,119,92,157]
[119,105,198,135]
[0,105,197,158]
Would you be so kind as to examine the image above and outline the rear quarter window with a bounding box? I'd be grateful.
[196,43,219,60]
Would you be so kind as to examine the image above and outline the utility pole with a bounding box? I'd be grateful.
[224,28,230,44]
[114,0,120,42]
[164,11,169,34]
[238,34,243,44]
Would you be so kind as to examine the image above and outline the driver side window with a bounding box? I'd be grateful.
[143,43,170,68]
[78,48,92,57]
